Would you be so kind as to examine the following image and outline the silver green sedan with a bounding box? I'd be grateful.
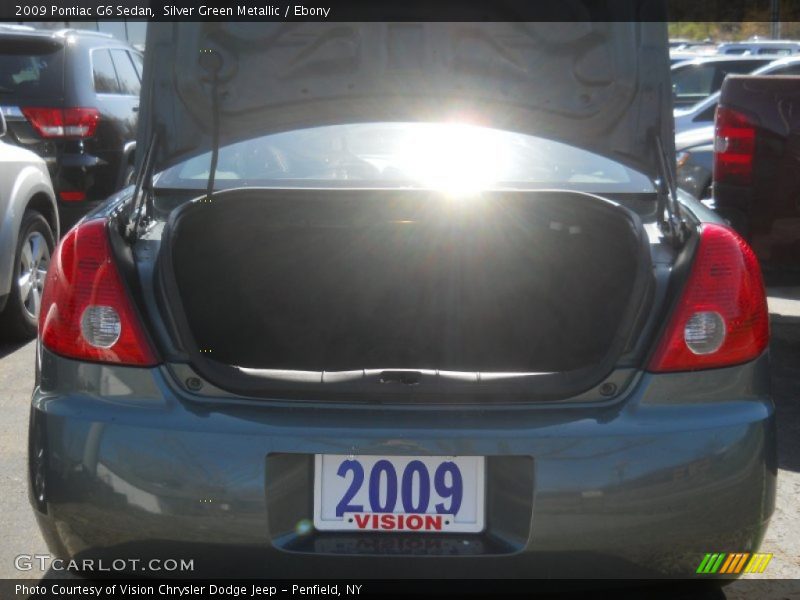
[28,19,775,580]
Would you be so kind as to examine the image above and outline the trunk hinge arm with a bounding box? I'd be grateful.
[125,49,223,242]
[124,131,158,242]
[654,134,690,248]
[201,49,223,204]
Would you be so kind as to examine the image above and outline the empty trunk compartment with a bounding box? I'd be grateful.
[159,188,651,398]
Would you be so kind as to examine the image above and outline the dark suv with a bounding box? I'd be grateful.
[0,26,142,233]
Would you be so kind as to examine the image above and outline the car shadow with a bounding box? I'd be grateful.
[0,339,31,360]
[763,269,800,288]
[766,285,800,301]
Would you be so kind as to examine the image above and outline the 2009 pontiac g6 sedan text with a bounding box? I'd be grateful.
[29,12,775,580]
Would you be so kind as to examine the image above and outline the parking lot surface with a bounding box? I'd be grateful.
[1,288,798,596]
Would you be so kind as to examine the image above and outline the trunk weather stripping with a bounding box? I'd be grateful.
[655,134,690,248]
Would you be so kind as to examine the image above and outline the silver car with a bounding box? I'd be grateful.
[0,111,58,340]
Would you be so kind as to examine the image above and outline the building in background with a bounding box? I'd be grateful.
[17,21,147,50]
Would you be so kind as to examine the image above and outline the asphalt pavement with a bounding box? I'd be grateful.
[0,288,798,597]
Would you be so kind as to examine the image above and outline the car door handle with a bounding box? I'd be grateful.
[132,106,139,112]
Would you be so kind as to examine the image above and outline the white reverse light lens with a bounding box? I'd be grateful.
[80,305,122,348]
[684,311,726,355]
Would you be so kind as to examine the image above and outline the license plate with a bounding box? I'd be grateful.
[313,455,485,533]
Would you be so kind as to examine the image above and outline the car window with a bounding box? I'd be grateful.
[110,49,140,95]
[769,63,800,75]
[695,103,717,122]
[130,52,144,79]
[672,65,716,101]
[92,49,119,94]
[157,122,655,194]
[718,60,769,77]
[0,40,64,99]
[757,48,793,55]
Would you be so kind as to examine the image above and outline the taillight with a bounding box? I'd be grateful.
[713,105,756,186]
[59,191,86,202]
[39,219,158,366]
[648,223,768,372]
[21,107,99,138]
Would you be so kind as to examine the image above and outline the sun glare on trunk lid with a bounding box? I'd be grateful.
[397,123,512,196]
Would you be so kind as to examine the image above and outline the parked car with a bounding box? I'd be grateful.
[675,124,714,200]
[0,111,58,340]
[669,39,716,53]
[29,21,774,579]
[0,27,142,234]
[713,73,800,268]
[671,56,772,108]
[674,55,800,134]
[718,40,800,56]
[669,38,694,49]
[670,51,698,66]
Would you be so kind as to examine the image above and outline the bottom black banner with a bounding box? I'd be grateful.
[1,579,799,600]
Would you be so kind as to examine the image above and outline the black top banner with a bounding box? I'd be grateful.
[2,0,800,22]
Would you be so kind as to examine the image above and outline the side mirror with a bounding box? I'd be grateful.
[0,110,6,138]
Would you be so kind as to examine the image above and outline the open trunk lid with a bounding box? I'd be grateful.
[136,14,675,181]
[128,11,681,402]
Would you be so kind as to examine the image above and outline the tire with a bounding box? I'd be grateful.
[0,210,56,341]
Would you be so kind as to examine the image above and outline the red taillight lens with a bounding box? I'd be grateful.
[39,219,158,366]
[713,105,756,186]
[22,107,99,138]
[648,223,768,372]
[59,191,86,202]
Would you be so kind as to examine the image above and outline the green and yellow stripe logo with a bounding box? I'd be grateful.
[696,553,773,574]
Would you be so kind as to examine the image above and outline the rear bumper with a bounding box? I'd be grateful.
[43,149,121,197]
[29,349,776,578]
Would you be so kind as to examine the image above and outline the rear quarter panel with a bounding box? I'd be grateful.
[678,188,723,224]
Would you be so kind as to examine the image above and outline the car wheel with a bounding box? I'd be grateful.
[0,210,55,341]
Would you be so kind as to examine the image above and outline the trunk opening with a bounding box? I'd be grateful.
[158,188,652,401]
